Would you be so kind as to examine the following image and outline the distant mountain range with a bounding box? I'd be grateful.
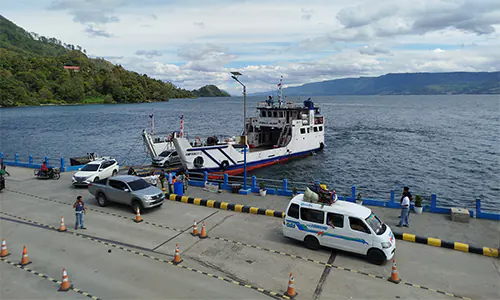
[250,72,500,96]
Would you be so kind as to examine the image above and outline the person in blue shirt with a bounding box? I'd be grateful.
[73,196,87,229]
[167,170,173,194]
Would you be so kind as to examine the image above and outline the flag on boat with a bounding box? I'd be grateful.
[277,75,283,87]
[149,114,154,118]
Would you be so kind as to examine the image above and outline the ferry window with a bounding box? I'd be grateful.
[279,111,284,118]
[313,127,318,132]
[273,111,278,118]
[319,126,323,132]
[267,111,272,117]
[307,128,310,133]
[348,217,371,234]
[327,213,344,228]
[300,128,306,134]
[300,207,324,224]
[287,204,300,219]
[261,111,266,117]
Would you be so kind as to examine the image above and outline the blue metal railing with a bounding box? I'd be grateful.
[1,151,498,221]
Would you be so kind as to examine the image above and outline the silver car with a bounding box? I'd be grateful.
[88,175,165,213]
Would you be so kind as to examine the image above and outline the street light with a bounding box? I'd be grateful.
[230,71,249,191]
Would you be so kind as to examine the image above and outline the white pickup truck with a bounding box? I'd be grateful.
[72,158,120,187]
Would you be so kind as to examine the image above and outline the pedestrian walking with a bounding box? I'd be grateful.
[159,171,166,190]
[73,196,87,229]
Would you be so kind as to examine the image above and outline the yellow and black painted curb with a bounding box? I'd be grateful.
[166,193,285,218]
[394,232,498,258]
[0,211,472,300]
[166,193,499,258]
[6,188,498,259]
[0,212,290,300]
[0,257,100,300]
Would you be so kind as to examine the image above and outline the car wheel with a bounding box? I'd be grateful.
[367,249,386,265]
[304,235,320,250]
[163,161,170,168]
[96,193,108,207]
[93,177,99,182]
[112,170,117,176]
[131,200,143,214]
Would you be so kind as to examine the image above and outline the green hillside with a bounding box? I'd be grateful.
[0,15,228,107]
[192,85,230,97]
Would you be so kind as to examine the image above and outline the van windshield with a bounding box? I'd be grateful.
[365,213,386,235]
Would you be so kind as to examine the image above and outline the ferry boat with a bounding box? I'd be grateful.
[172,81,325,175]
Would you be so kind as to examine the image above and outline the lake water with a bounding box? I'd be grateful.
[1,95,498,211]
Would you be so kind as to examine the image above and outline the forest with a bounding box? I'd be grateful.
[0,15,229,107]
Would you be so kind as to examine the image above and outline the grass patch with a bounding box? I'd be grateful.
[82,97,105,104]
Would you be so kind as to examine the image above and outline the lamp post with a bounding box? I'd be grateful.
[231,72,248,190]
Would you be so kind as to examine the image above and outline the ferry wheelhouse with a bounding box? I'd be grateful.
[173,97,325,175]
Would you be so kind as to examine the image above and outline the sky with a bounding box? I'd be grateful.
[2,0,500,94]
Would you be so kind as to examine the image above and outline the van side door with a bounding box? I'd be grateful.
[300,207,327,245]
[344,217,373,254]
[322,212,348,251]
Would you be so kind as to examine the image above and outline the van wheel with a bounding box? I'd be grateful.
[367,249,386,265]
[304,235,320,250]
[94,177,99,182]
[131,200,142,214]
[96,193,108,207]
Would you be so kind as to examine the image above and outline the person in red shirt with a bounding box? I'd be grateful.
[39,162,48,176]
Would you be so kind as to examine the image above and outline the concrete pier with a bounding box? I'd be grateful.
[1,166,499,300]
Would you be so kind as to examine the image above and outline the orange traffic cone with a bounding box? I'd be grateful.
[199,222,207,239]
[388,258,401,283]
[172,243,183,265]
[285,272,297,298]
[58,268,71,291]
[0,238,10,257]
[191,220,199,236]
[58,216,67,232]
[134,207,143,223]
[20,245,31,266]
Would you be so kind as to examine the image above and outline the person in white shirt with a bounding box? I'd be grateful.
[398,195,410,227]
[148,170,159,187]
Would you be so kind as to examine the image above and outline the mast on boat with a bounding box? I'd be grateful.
[278,75,283,107]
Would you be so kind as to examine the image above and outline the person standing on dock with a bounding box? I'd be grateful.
[167,170,173,194]
[73,196,87,230]
[398,191,410,227]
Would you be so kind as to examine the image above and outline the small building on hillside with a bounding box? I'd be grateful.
[63,66,80,72]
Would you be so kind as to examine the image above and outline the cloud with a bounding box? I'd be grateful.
[84,25,113,38]
[1,0,496,94]
[193,21,205,29]
[359,45,392,56]
[301,8,313,21]
[135,49,163,58]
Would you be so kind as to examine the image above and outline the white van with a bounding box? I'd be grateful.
[282,194,396,265]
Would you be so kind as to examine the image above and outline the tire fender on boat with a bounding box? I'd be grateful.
[220,160,230,170]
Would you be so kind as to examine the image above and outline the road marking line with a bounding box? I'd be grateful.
[0,257,101,300]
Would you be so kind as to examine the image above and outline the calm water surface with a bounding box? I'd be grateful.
[1,95,498,211]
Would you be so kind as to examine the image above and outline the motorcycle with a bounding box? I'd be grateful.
[34,168,61,180]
